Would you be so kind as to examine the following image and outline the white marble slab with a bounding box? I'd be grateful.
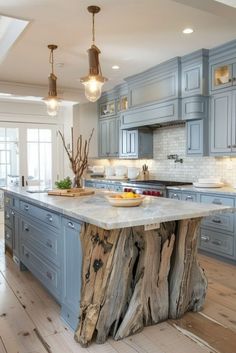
[2,187,234,230]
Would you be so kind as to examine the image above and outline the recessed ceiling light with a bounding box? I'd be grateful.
[112,65,120,70]
[183,28,194,34]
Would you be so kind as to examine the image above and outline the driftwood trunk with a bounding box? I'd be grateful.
[74,218,207,347]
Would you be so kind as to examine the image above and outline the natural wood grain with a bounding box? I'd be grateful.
[171,311,236,353]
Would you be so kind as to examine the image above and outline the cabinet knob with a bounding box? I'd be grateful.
[201,235,209,242]
[6,233,11,240]
[25,252,30,258]
[46,240,52,248]
[227,145,231,148]
[46,214,53,222]
[46,271,52,280]
[186,195,193,200]
[68,221,75,229]
[24,205,29,211]
[233,77,236,81]
[11,210,15,215]
[212,218,221,224]
[5,214,10,219]
[229,78,232,82]
[24,226,29,232]
[212,240,222,246]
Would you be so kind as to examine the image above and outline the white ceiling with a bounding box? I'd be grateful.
[1,0,236,100]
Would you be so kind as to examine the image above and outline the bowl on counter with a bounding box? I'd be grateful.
[106,193,145,207]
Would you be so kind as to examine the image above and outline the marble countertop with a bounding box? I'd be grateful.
[167,185,236,196]
[2,186,235,230]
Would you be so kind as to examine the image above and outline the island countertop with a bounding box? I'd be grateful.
[2,186,234,230]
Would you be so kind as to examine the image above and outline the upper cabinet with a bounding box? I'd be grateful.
[125,57,181,108]
[99,100,116,118]
[209,40,236,92]
[211,60,236,91]
[181,49,209,98]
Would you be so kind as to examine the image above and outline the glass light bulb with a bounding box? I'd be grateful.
[45,98,60,116]
[82,77,104,102]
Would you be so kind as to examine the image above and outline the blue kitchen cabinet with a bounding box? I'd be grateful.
[182,96,208,121]
[210,91,233,155]
[186,119,207,156]
[211,60,236,91]
[98,117,119,158]
[181,49,209,97]
[61,217,82,330]
[120,128,153,159]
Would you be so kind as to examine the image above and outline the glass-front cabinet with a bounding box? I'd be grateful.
[117,95,128,112]
[99,100,115,118]
[211,61,236,91]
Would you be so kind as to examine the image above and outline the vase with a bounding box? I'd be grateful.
[73,175,82,188]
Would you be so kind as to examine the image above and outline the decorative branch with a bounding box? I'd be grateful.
[58,128,94,187]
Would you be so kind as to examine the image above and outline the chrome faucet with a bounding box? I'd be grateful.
[167,154,183,163]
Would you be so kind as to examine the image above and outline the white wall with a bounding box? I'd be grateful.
[73,102,98,158]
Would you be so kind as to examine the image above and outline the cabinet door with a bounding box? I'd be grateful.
[98,120,109,157]
[231,90,236,152]
[61,218,82,330]
[187,120,203,155]
[182,65,201,97]
[120,130,137,157]
[211,62,232,91]
[210,92,232,154]
[108,118,119,157]
[99,100,115,118]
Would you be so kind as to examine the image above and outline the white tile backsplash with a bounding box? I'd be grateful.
[89,124,236,186]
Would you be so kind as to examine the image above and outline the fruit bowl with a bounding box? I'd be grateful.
[106,193,145,207]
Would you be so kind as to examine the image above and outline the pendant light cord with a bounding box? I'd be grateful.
[92,12,95,44]
[49,49,54,75]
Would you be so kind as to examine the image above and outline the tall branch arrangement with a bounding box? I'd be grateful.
[58,127,94,188]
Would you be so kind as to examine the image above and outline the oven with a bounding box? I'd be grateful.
[122,180,192,198]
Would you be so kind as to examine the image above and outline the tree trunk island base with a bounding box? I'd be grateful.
[74,218,207,347]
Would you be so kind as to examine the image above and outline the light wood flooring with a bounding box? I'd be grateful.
[0,221,236,353]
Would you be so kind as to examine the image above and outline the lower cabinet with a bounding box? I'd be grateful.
[61,217,82,330]
[167,189,236,261]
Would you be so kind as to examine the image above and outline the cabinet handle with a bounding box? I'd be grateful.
[228,145,232,148]
[68,221,75,229]
[46,271,52,280]
[24,226,29,232]
[24,205,29,211]
[212,199,222,205]
[46,214,53,222]
[186,195,193,200]
[5,213,10,219]
[11,210,15,215]
[212,240,222,246]
[6,233,11,240]
[201,235,210,242]
[46,240,52,248]
[212,218,222,224]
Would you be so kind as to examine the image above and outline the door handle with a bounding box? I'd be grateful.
[67,221,75,229]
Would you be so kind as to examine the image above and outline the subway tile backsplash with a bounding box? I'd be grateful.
[90,125,236,186]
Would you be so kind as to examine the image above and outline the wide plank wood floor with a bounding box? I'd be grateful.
[0,221,235,353]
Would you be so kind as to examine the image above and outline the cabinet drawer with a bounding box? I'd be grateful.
[200,194,234,232]
[5,225,13,249]
[21,244,61,300]
[182,192,197,202]
[4,206,13,228]
[200,194,234,207]
[200,228,234,257]
[4,195,13,207]
[20,201,60,229]
[20,218,61,266]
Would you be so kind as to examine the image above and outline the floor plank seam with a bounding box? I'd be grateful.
[172,323,221,353]
[0,336,7,353]
[198,312,228,328]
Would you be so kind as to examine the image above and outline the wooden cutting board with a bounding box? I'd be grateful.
[48,188,95,197]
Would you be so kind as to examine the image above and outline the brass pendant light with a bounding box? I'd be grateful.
[43,44,60,116]
[80,6,107,102]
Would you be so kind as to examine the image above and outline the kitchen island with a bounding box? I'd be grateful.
[2,187,234,347]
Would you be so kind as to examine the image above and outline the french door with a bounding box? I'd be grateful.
[0,122,60,188]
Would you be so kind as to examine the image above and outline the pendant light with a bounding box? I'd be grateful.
[80,6,107,102]
[43,44,60,116]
